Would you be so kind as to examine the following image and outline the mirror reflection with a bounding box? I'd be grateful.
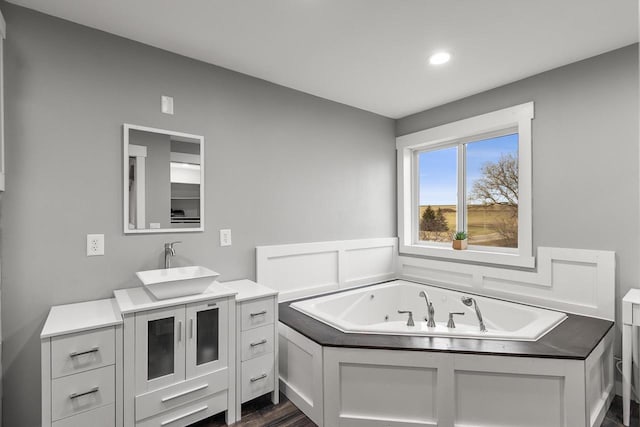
[124,124,204,233]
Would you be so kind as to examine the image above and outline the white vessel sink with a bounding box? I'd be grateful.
[136,266,220,300]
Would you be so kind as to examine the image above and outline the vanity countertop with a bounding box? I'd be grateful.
[42,280,273,336]
[114,281,237,314]
[41,298,122,339]
[221,279,278,302]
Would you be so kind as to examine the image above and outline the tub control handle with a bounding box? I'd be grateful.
[447,312,465,328]
[398,310,415,327]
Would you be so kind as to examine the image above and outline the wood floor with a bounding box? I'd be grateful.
[191,393,315,427]
[192,392,636,427]
[602,395,639,427]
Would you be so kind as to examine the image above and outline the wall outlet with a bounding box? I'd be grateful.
[220,229,232,247]
[87,234,104,256]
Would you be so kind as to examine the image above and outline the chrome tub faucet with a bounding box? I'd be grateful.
[419,291,436,327]
[164,241,181,268]
[397,310,415,327]
[447,312,465,328]
[461,296,487,332]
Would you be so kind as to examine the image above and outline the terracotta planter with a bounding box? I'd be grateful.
[452,239,468,250]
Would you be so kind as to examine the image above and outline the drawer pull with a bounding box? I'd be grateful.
[69,347,99,358]
[250,339,268,347]
[160,384,208,402]
[207,302,217,307]
[250,373,268,383]
[250,310,267,317]
[69,386,99,400]
[160,405,208,425]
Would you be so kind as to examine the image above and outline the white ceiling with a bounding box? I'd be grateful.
[6,0,638,118]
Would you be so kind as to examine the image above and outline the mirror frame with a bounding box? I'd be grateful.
[123,123,205,234]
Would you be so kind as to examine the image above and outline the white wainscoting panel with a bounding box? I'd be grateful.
[257,238,397,301]
[339,363,437,423]
[399,247,615,320]
[323,348,448,427]
[320,343,607,427]
[278,323,324,426]
[455,370,564,426]
[585,330,615,427]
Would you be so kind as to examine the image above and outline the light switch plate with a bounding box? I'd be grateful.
[87,234,104,256]
[220,229,232,247]
[161,95,174,115]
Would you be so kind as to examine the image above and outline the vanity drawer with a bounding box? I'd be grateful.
[52,403,114,427]
[51,327,115,378]
[51,365,115,421]
[137,391,228,427]
[240,297,274,331]
[241,353,275,402]
[241,324,274,362]
[135,368,228,421]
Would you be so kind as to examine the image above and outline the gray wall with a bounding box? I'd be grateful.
[398,44,639,350]
[1,4,396,426]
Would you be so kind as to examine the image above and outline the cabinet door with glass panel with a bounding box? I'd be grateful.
[135,306,186,393]
[186,300,228,379]
[134,299,229,394]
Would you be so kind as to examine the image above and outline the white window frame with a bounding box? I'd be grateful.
[396,102,534,268]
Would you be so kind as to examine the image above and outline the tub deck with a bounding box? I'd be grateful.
[280,295,613,360]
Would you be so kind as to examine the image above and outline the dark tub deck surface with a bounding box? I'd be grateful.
[279,287,613,360]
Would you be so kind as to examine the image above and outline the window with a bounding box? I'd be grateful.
[397,103,534,268]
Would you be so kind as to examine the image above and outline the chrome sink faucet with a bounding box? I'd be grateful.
[461,296,487,332]
[419,291,436,327]
[164,241,181,268]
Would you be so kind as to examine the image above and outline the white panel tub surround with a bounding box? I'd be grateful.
[256,238,398,301]
[114,283,237,426]
[278,323,324,427]
[320,329,613,427]
[221,279,279,423]
[41,299,123,427]
[399,247,615,320]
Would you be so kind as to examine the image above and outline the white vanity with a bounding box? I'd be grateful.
[41,299,123,427]
[41,279,278,427]
[223,280,279,416]
[114,283,237,426]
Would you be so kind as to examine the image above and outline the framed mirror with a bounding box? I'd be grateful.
[123,124,204,233]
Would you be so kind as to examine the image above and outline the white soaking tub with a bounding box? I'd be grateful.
[290,280,567,341]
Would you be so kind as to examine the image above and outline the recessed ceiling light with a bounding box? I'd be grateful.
[429,51,451,65]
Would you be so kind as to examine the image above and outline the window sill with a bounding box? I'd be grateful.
[399,244,535,268]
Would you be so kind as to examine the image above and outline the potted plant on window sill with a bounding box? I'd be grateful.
[452,231,468,250]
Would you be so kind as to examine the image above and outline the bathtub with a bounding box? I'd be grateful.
[290,279,567,341]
